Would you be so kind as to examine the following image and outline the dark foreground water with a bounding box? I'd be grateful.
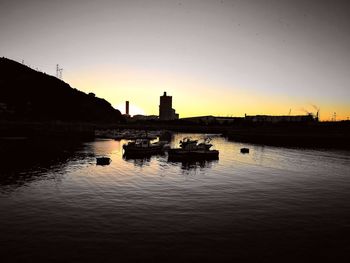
[1,133,350,262]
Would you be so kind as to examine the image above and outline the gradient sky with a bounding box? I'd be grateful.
[1,0,349,120]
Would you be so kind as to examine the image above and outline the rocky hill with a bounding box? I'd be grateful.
[0,57,122,123]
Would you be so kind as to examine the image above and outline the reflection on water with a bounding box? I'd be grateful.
[1,133,350,262]
[170,159,218,170]
[0,138,87,188]
[123,155,152,167]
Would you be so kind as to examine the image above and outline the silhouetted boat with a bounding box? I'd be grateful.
[123,139,166,157]
[96,157,111,165]
[168,138,219,161]
[240,148,249,154]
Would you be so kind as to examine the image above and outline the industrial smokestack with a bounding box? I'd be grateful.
[126,101,129,115]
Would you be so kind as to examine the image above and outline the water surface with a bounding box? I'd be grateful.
[1,134,350,262]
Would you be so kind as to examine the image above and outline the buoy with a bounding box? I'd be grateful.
[240,148,249,154]
[96,157,111,165]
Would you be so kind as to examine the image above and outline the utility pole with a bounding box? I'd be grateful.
[332,112,337,122]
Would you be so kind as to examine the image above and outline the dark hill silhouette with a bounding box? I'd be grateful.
[0,57,122,122]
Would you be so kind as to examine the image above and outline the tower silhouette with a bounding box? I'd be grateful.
[159,92,179,120]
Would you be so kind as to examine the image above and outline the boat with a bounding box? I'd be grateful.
[123,138,166,157]
[96,157,111,165]
[168,137,219,161]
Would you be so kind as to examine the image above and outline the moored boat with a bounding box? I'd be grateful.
[123,138,166,157]
[168,137,219,161]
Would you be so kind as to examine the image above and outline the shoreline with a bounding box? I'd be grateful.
[1,120,350,150]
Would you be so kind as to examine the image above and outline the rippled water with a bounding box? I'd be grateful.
[1,133,350,262]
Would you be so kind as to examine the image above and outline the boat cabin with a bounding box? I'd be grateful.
[134,139,151,148]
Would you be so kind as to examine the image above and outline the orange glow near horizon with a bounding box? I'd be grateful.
[65,66,350,121]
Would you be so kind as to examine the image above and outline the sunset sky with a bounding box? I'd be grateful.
[1,0,349,120]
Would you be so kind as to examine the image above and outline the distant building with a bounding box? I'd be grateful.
[159,92,179,120]
[244,114,316,123]
[181,114,316,124]
[181,115,243,125]
[131,115,158,121]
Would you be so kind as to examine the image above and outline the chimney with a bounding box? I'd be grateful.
[164,92,167,96]
[126,101,129,115]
